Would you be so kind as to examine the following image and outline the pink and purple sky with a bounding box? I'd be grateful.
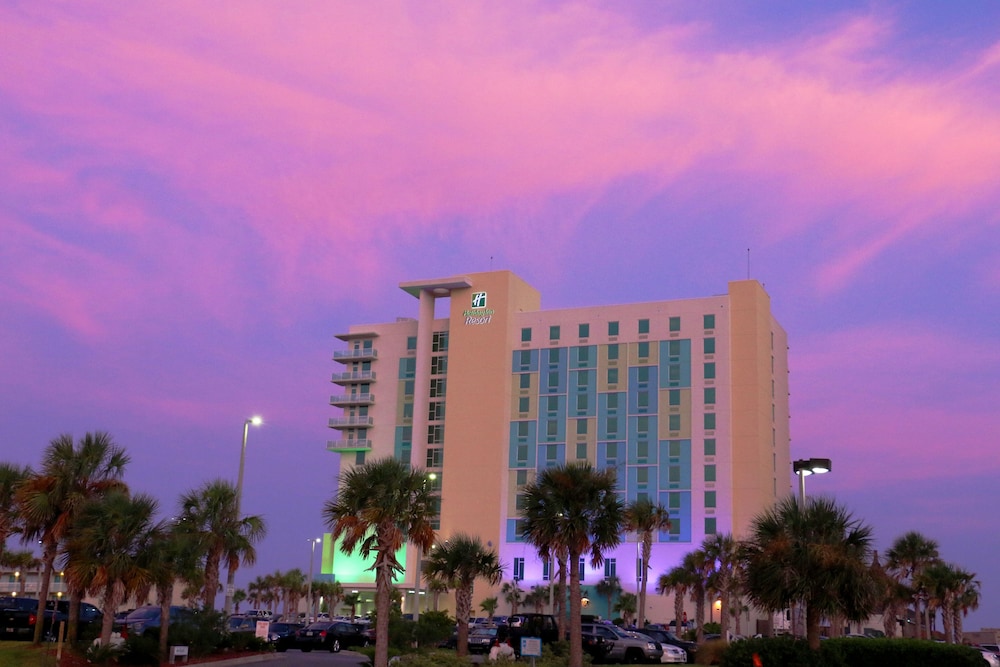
[2,1,999,626]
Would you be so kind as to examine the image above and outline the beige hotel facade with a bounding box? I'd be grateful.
[325,270,791,622]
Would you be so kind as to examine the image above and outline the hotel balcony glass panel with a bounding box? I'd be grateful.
[326,439,373,452]
[328,416,375,429]
[330,393,375,406]
[333,349,378,361]
[331,371,377,384]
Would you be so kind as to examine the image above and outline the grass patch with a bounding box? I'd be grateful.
[0,641,60,667]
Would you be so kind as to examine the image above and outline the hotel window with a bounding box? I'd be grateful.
[669,389,680,406]
[516,445,529,465]
[638,318,650,334]
[705,517,717,535]
[668,364,680,384]
[518,397,529,413]
[637,391,649,410]
[607,417,618,436]
[517,422,530,440]
[403,403,413,420]
[432,331,449,352]
[548,371,559,390]
[669,492,681,509]
[426,448,443,468]
[637,441,649,460]
[607,393,619,411]
[669,316,681,332]
[406,336,417,350]
[705,491,717,508]
[355,451,366,465]
[579,323,590,338]
[704,438,716,456]
[543,559,551,581]
[704,388,716,405]
[576,394,588,412]
[578,370,589,386]
[636,558,645,584]
[668,414,681,431]
[668,340,681,357]
[704,362,716,379]
[400,358,416,379]
[637,366,650,384]
[547,396,559,413]
[577,419,588,435]
[520,373,531,390]
[578,346,590,365]
[430,379,447,397]
[705,464,717,482]
[638,341,650,358]
[579,558,586,582]
[607,367,619,384]
[604,559,617,578]
[550,325,561,341]
[636,466,649,485]
[669,465,681,483]
[515,494,527,511]
[608,321,619,336]
[427,425,444,444]
[430,355,447,375]
[428,402,445,421]
[704,338,716,355]
[576,443,587,459]
[521,327,532,342]
[549,348,561,364]
[516,470,528,485]
[519,350,532,367]
[546,420,558,437]
[705,413,716,430]
[637,416,649,434]
[669,440,681,458]
[608,344,619,360]
[703,314,715,330]
[513,557,525,581]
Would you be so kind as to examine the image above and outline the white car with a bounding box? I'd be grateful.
[981,649,1000,667]
[660,643,687,664]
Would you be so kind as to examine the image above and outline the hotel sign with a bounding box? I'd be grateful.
[464,292,494,325]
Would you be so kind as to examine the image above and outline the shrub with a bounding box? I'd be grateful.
[720,636,986,667]
[118,634,161,666]
[413,611,455,647]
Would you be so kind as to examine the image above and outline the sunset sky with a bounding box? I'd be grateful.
[2,1,999,626]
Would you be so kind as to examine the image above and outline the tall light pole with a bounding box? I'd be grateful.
[412,472,436,622]
[225,415,262,615]
[792,457,831,505]
[307,537,322,621]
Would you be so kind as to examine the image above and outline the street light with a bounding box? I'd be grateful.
[307,537,322,621]
[224,415,262,615]
[792,457,831,505]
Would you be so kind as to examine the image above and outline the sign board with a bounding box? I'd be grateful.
[255,621,270,640]
[520,636,542,657]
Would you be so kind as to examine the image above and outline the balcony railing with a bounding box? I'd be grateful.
[326,439,373,452]
[328,416,374,429]
[331,371,376,384]
[333,349,378,361]
[330,393,375,406]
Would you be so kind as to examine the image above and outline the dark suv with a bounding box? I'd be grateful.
[641,626,698,663]
[581,623,663,663]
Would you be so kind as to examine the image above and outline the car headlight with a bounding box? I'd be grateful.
[647,642,657,650]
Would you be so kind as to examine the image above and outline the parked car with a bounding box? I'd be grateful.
[581,623,663,664]
[267,621,303,652]
[295,620,366,652]
[981,649,1000,667]
[1,597,39,640]
[228,615,258,633]
[641,627,698,664]
[116,605,194,638]
[581,629,614,662]
[468,626,502,654]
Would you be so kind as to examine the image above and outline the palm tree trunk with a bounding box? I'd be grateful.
[373,536,394,667]
[673,589,684,636]
[567,549,584,667]
[67,585,84,644]
[805,601,822,650]
[455,585,473,658]
[203,549,222,610]
[719,590,730,640]
[158,582,174,662]
[32,540,57,645]
[694,591,705,642]
[638,539,650,627]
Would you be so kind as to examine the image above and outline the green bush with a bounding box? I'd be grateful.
[720,636,986,667]
[228,632,271,652]
[118,634,161,666]
[413,611,455,647]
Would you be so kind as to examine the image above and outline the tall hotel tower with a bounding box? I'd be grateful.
[326,270,790,620]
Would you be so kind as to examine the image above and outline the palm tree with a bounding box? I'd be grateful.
[426,576,449,611]
[0,550,41,594]
[233,589,247,614]
[656,566,692,636]
[423,533,504,657]
[520,462,624,667]
[614,591,637,626]
[176,479,266,610]
[248,575,268,610]
[281,569,306,620]
[702,533,741,642]
[624,498,671,628]
[953,570,980,645]
[680,549,710,641]
[313,579,343,616]
[501,580,523,615]
[742,496,877,650]
[64,490,159,646]
[869,550,908,638]
[16,432,129,644]
[481,596,500,620]
[342,592,362,618]
[141,519,198,662]
[596,576,621,620]
[322,457,436,667]
[886,531,940,639]
[0,463,32,562]
[523,585,549,613]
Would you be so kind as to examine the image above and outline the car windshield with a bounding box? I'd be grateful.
[305,622,330,630]
[127,608,159,621]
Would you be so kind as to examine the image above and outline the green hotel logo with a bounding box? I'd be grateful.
[464,292,493,325]
[472,292,487,308]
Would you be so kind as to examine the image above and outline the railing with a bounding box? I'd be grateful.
[331,371,376,383]
[333,349,378,361]
[329,393,375,405]
[327,417,374,428]
[326,439,373,452]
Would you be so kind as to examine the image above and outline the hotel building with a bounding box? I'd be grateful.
[325,270,790,621]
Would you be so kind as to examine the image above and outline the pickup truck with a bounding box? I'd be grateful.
[1,596,39,640]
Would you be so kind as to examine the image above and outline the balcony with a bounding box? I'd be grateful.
[331,371,377,385]
[330,393,374,406]
[328,416,374,429]
[333,348,378,362]
[326,439,373,452]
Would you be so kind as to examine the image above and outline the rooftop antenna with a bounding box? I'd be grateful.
[747,248,751,279]
[490,255,494,270]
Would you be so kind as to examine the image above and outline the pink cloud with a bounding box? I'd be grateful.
[2,2,999,335]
